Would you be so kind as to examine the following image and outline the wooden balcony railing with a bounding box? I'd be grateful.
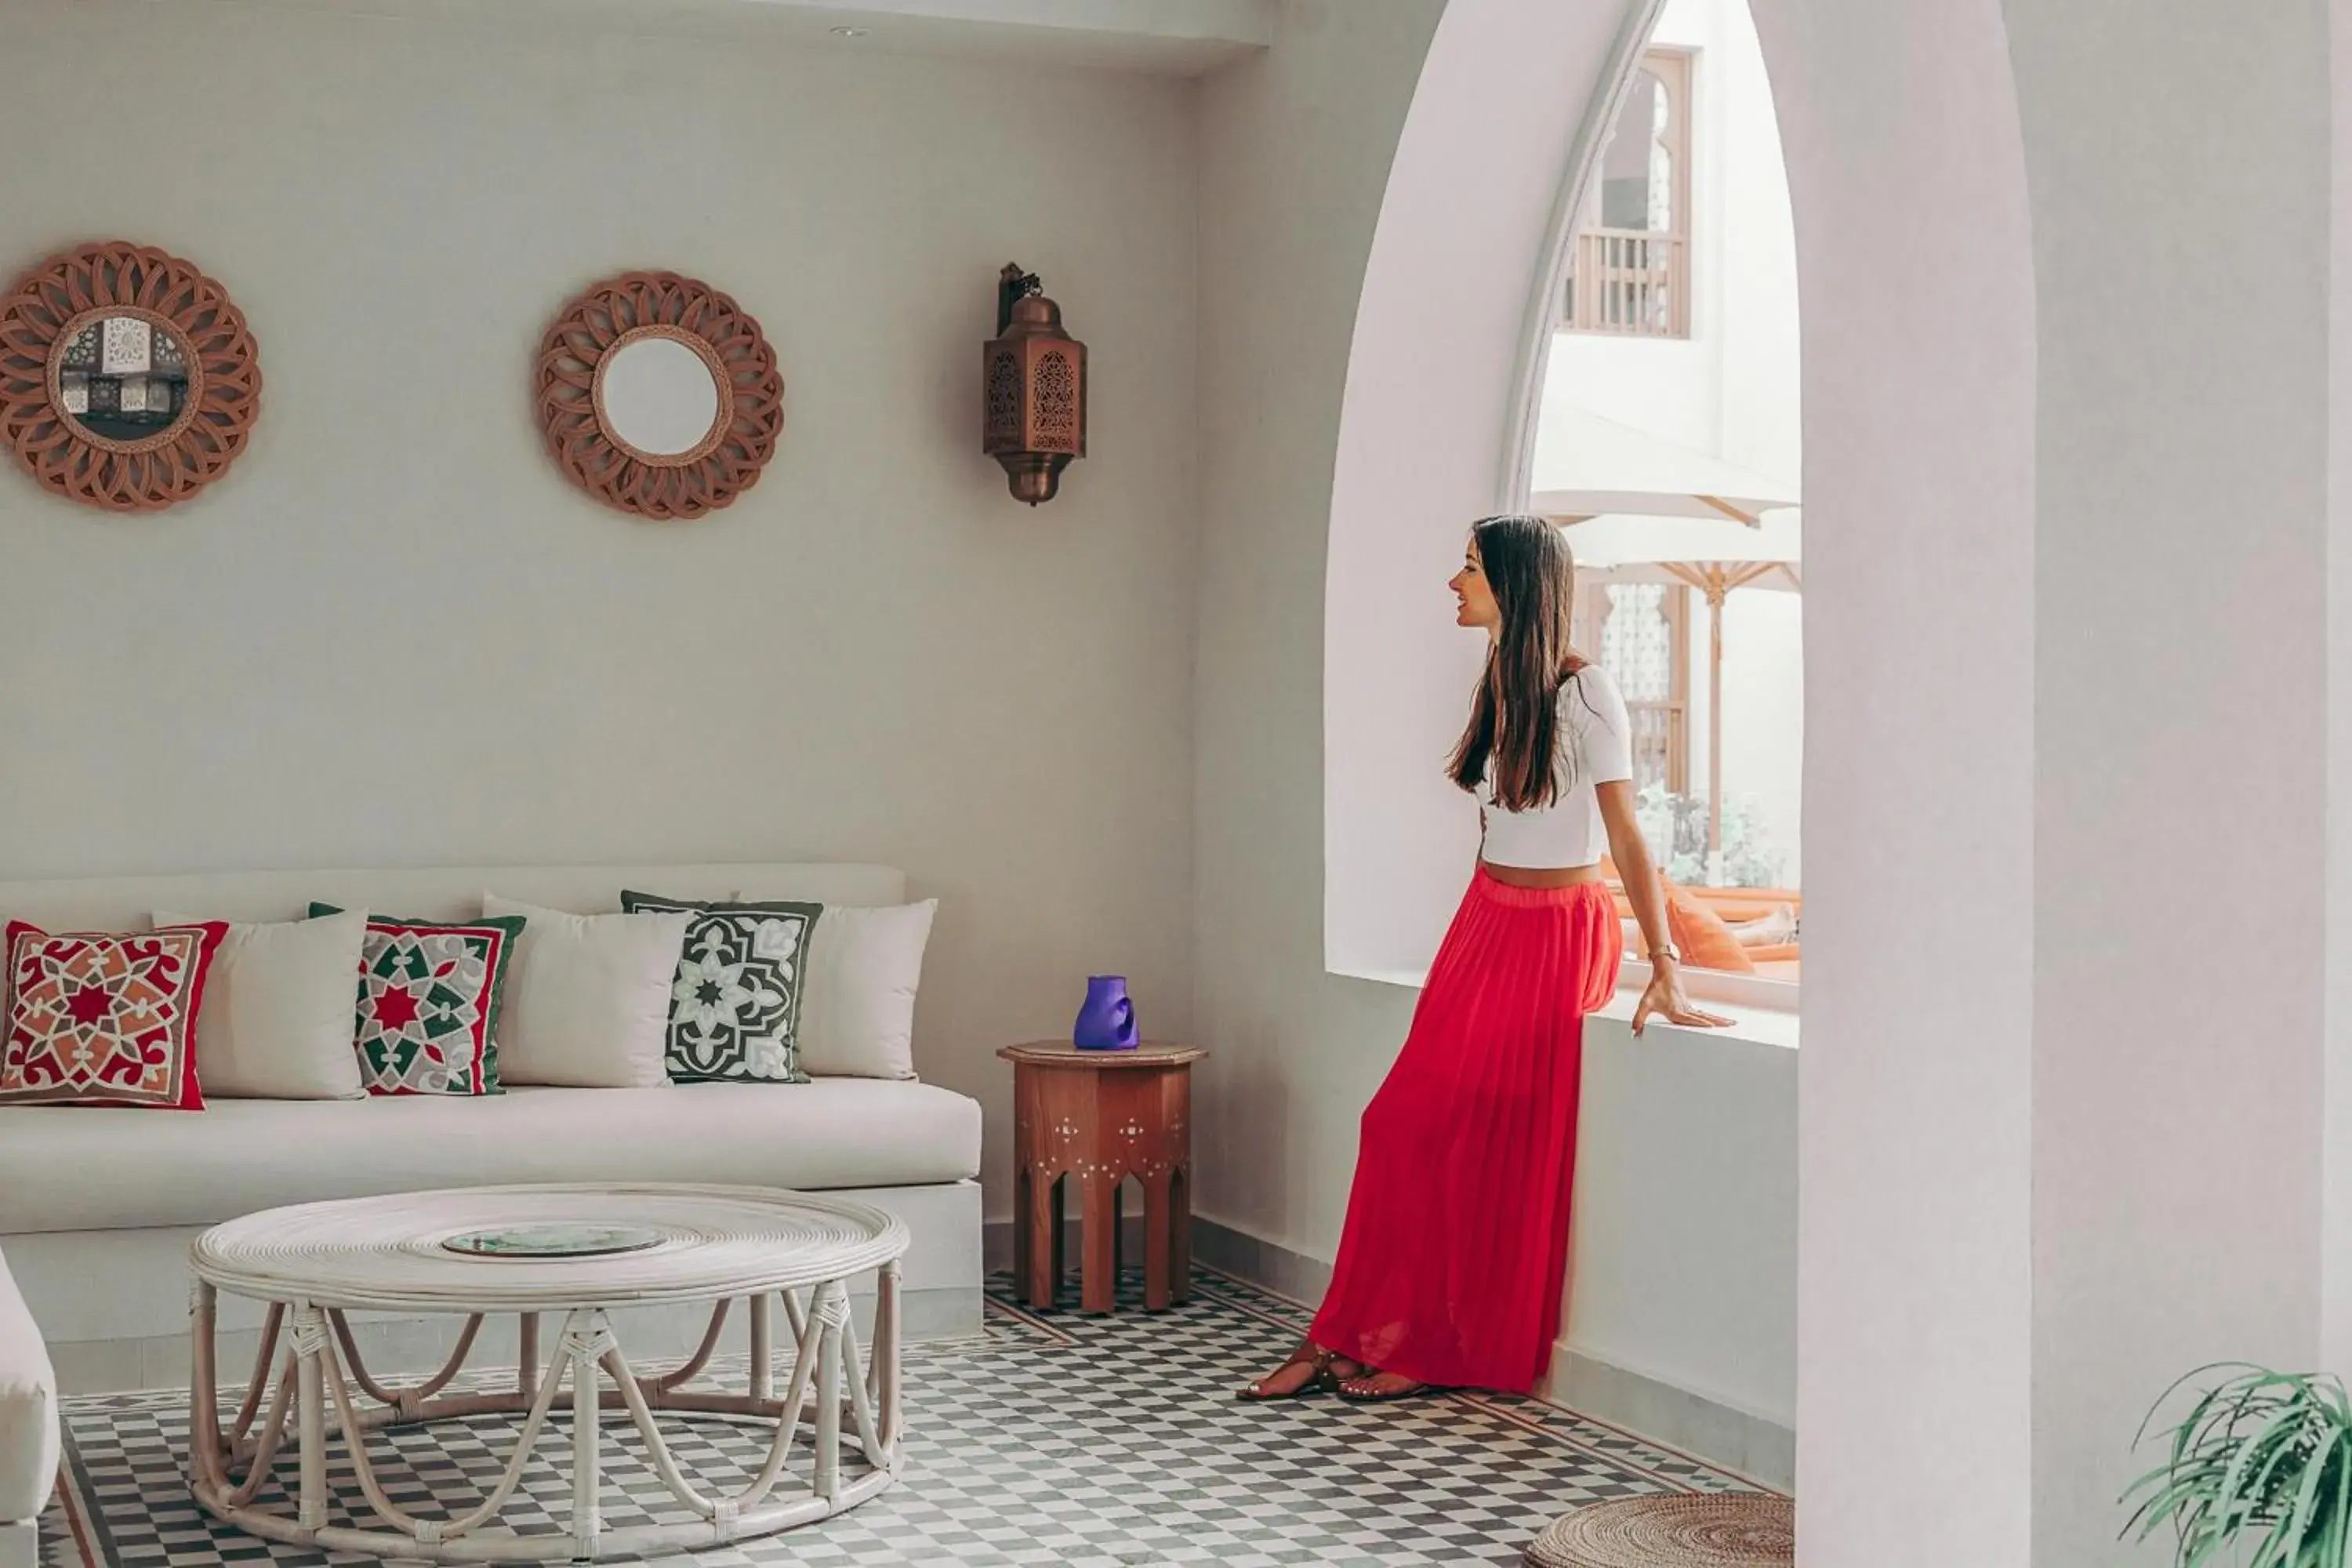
[1565,227,1689,338]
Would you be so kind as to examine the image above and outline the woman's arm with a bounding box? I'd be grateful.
[1595,779,1734,1036]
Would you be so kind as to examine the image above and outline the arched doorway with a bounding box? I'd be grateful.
[1321,0,2035,1557]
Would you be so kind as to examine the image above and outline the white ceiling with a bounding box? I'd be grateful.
[262,0,1276,73]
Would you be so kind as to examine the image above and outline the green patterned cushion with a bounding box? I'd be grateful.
[310,905,524,1097]
[619,893,819,1083]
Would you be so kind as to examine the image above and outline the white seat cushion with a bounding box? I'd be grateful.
[0,1247,57,1522]
[0,1082,982,1235]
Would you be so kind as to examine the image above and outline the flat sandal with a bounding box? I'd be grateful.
[1237,1346,1337,1401]
[1335,1371,1450,1403]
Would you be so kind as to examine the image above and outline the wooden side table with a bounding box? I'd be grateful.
[998,1040,1206,1314]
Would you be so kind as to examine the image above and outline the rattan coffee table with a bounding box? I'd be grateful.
[184,1182,909,1563]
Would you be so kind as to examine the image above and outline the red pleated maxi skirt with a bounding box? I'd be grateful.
[1308,869,1622,1394]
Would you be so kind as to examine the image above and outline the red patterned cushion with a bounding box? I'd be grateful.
[0,920,227,1109]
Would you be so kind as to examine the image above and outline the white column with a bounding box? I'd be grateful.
[2003,2,2330,1561]
[2325,0,2352,1385]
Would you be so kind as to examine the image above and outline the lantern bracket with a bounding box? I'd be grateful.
[997,264,1042,334]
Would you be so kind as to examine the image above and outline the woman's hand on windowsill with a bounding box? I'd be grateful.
[1632,960,1737,1035]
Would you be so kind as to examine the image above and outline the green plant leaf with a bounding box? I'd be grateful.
[2123,1366,2352,1568]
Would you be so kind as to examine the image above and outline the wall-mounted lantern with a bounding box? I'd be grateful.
[982,263,1087,505]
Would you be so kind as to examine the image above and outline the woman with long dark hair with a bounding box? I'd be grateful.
[1242,514,1729,1403]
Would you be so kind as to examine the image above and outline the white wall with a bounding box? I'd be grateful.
[2327,0,2352,1385]
[1566,1022,1797,1432]
[0,0,1202,1213]
[2007,0,2328,1558]
[1193,0,1446,1259]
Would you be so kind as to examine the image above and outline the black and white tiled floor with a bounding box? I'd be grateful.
[40,1271,1769,1566]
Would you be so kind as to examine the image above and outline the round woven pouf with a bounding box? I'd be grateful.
[1525,1494,1793,1567]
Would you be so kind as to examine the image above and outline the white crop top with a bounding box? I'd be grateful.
[1478,663,1635,869]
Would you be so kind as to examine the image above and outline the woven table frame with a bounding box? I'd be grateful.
[0,241,261,512]
[183,1185,905,1562]
[535,271,782,521]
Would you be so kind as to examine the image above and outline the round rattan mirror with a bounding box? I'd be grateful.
[535,272,782,521]
[0,241,262,512]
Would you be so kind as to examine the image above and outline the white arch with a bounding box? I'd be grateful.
[1321,0,2035,1559]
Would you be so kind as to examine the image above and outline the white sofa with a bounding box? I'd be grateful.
[0,1246,57,1568]
[0,862,985,1395]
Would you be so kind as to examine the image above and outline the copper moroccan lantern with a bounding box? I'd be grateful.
[983,264,1087,505]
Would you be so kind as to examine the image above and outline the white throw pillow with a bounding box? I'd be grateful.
[153,906,370,1100]
[794,900,938,1080]
[483,895,691,1088]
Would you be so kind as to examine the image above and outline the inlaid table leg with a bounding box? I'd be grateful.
[1051,1171,1067,1299]
[1173,1171,1193,1303]
[1142,1173,1174,1311]
[1025,1167,1061,1308]
[1011,1165,1035,1300]
[1081,1171,1120,1314]
[289,1303,328,1529]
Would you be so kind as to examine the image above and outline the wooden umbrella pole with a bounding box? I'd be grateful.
[1661,561,1781,872]
[1708,579,1726,860]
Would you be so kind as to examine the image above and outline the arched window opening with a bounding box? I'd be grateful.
[1538,0,1802,996]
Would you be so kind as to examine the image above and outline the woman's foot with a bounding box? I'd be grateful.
[1238,1341,1365,1400]
[1335,1368,1444,1402]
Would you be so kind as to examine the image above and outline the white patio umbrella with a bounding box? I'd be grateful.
[1567,509,1802,865]
[1529,399,1798,524]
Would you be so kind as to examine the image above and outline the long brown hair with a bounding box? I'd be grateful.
[1446,514,1588,811]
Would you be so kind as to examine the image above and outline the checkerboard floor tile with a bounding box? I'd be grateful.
[39,1270,1769,1567]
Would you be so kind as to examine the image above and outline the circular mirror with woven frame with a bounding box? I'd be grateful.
[535,271,783,521]
[0,241,262,513]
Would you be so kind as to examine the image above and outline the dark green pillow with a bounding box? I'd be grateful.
[619,893,821,1083]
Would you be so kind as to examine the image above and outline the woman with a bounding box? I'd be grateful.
[1243,514,1730,1403]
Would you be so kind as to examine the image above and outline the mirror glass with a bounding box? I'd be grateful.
[56,315,191,441]
[599,336,720,459]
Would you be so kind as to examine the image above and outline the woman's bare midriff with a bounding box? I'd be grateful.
[1479,861,1603,889]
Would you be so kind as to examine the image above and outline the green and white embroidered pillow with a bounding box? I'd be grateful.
[619,894,819,1084]
[310,905,524,1097]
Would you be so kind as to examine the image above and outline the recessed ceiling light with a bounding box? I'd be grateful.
[830,26,869,38]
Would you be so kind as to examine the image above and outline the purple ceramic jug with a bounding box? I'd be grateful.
[1074,975,1139,1051]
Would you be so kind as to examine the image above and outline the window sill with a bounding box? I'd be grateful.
[1593,967,1799,1051]
[1330,960,1798,1051]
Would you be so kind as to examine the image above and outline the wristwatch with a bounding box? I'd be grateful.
[1646,940,1681,966]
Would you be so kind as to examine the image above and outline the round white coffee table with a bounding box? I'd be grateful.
[184,1182,909,1563]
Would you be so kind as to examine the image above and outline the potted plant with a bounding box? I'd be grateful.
[2122,1363,2352,1566]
